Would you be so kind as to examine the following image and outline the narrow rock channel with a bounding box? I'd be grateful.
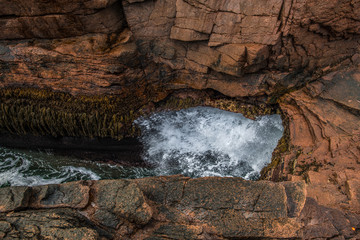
[0,0,359,239]
[0,107,284,186]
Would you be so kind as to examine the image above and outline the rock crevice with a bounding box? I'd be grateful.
[0,1,359,238]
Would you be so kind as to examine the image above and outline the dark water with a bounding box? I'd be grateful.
[0,147,154,188]
[0,107,284,187]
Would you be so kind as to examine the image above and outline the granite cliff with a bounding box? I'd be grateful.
[0,0,359,239]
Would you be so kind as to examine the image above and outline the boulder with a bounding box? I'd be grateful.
[29,181,90,209]
[93,180,153,226]
[0,177,359,239]
[0,186,30,213]
[1,209,103,240]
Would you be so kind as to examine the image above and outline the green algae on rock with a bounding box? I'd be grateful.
[0,87,290,181]
[260,113,291,181]
[0,87,142,140]
[0,87,284,142]
[157,91,279,120]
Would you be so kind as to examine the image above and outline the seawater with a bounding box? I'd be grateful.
[135,106,284,180]
[0,107,284,187]
[0,147,153,188]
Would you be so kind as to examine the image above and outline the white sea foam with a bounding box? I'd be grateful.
[0,146,155,187]
[0,148,101,187]
[135,106,284,179]
[0,106,283,187]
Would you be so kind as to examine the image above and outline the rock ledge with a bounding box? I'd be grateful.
[1,176,359,239]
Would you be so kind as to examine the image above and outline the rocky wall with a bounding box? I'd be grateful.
[0,0,359,96]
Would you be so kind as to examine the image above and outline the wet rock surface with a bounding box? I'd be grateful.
[1,176,357,240]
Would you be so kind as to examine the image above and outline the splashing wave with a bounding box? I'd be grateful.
[135,106,284,179]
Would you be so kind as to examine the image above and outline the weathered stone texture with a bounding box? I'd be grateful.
[0,0,124,39]
[0,186,30,212]
[0,178,312,239]
[121,0,359,78]
[30,181,90,209]
[1,209,102,240]
[281,181,307,217]
[0,0,358,93]
[92,180,153,226]
[0,0,118,16]
[1,177,359,239]
[276,68,360,212]
[300,198,360,240]
[0,30,146,95]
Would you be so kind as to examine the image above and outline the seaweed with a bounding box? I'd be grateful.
[0,87,291,181]
[259,111,290,181]
[0,87,142,140]
[157,96,278,119]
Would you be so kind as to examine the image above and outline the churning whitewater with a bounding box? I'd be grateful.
[0,106,283,187]
[135,107,284,179]
[0,147,153,187]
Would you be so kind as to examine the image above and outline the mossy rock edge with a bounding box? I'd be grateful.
[0,87,290,180]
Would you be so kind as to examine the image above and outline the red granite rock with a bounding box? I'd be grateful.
[0,1,359,239]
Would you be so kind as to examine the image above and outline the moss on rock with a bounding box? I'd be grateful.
[0,87,143,140]
[260,112,290,181]
[157,95,278,120]
[0,87,291,181]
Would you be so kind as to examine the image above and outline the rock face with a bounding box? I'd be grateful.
[270,68,360,213]
[0,0,124,39]
[1,176,358,240]
[0,0,358,95]
[122,0,359,80]
[0,0,359,238]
